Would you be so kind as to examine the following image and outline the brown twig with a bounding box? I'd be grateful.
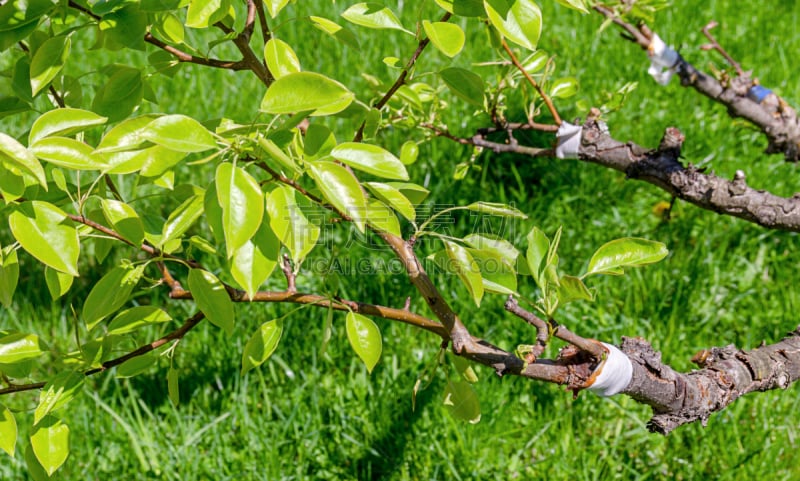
[500,38,561,125]
[504,296,549,360]
[0,312,205,395]
[700,20,744,76]
[592,4,650,48]
[353,12,452,141]
[253,0,272,45]
[144,32,249,71]
[280,254,296,292]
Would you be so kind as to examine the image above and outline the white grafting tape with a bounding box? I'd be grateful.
[555,121,582,159]
[647,34,679,85]
[586,342,632,397]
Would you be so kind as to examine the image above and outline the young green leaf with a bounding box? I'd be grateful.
[585,237,669,277]
[550,77,579,99]
[307,160,368,233]
[141,114,217,153]
[266,185,320,265]
[241,319,283,375]
[365,198,401,236]
[264,38,301,79]
[44,267,73,301]
[187,268,234,335]
[364,182,416,221]
[346,312,382,373]
[0,403,16,456]
[341,3,412,35]
[261,72,354,116]
[107,306,172,335]
[526,226,549,287]
[330,142,409,180]
[185,0,225,28]
[101,199,145,246]
[30,137,101,171]
[30,34,70,96]
[9,201,79,276]
[29,108,107,144]
[443,379,481,424]
[434,0,484,16]
[423,20,465,57]
[0,248,19,308]
[309,15,360,50]
[91,67,143,123]
[466,201,527,219]
[0,132,47,188]
[30,415,70,476]
[160,193,204,251]
[83,265,143,330]
[555,0,589,14]
[0,332,45,364]
[557,274,594,304]
[216,163,264,258]
[399,141,419,165]
[34,371,84,425]
[264,0,289,17]
[443,240,484,306]
[439,67,485,107]
[468,248,517,295]
[385,182,429,204]
[116,351,158,378]
[484,0,542,51]
[463,234,519,264]
[230,221,280,300]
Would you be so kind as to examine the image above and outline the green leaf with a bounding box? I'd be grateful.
[34,371,84,426]
[98,6,147,51]
[364,182,416,221]
[256,135,301,174]
[161,193,204,251]
[25,440,51,481]
[116,351,158,378]
[439,67,485,107]
[186,0,226,28]
[264,38,301,79]
[9,201,78,276]
[385,182,429,204]
[557,274,594,304]
[434,0,484,16]
[83,265,143,330]
[0,169,25,202]
[309,16,360,50]
[0,332,45,364]
[30,137,101,171]
[167,365,179,406]
[520,50,548,73]
[29,108,107,144]
[443,379,481,423]
[330,142,408,180]
[463,234,519,264]
[304,123,337,160]
[466,201,527,219]
[307,160,368,233]
[231,222,280,300]
[266,185,320,265]
[550,77,579,99]
[140,114,217,153]
[264,0,289,17]
[341,3,412,35]
[187,269,234,335]
[30,35,70,96]
[0,0,55,31]
[44,267,73,300]
[101,199,145,246]
[94,114,155,155]
[443,240,484,306]
[526,226,549,286]
[261,72,354,116]
[484,0,542,51]
[585,237,669,277]
[0,132,46,188]
[423,20,465,57]
[91,67,143,123]
[468,248,517,295]
[555,0,589,14]
[365,199,401,236]
[0,403,16,456]
[241,319,283,375]
[216,163,264,258]
[30,415,69,476]
[153,12,184,44]
[345,312,382,373]
[399,141,418,165]
[0,248,19,307]
[107,306,172,335]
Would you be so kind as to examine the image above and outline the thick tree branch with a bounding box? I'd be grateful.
[594,5,800,161]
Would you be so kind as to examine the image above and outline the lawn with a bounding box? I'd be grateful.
[1,0,800,479]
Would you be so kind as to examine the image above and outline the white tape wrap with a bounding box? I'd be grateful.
[647,34,679,85]
[586,342,632,397]
[555,121,582,159]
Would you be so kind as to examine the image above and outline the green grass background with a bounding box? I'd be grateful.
[2,0,800,479]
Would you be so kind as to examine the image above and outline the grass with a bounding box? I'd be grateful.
[2,0,800,479]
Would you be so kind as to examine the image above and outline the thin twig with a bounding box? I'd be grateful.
[700,20,744,76]
[500,38,561,125]
[505,296,549,360]
[592,4,650,48]
[253,0,272,45]
[281,254,296,292]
